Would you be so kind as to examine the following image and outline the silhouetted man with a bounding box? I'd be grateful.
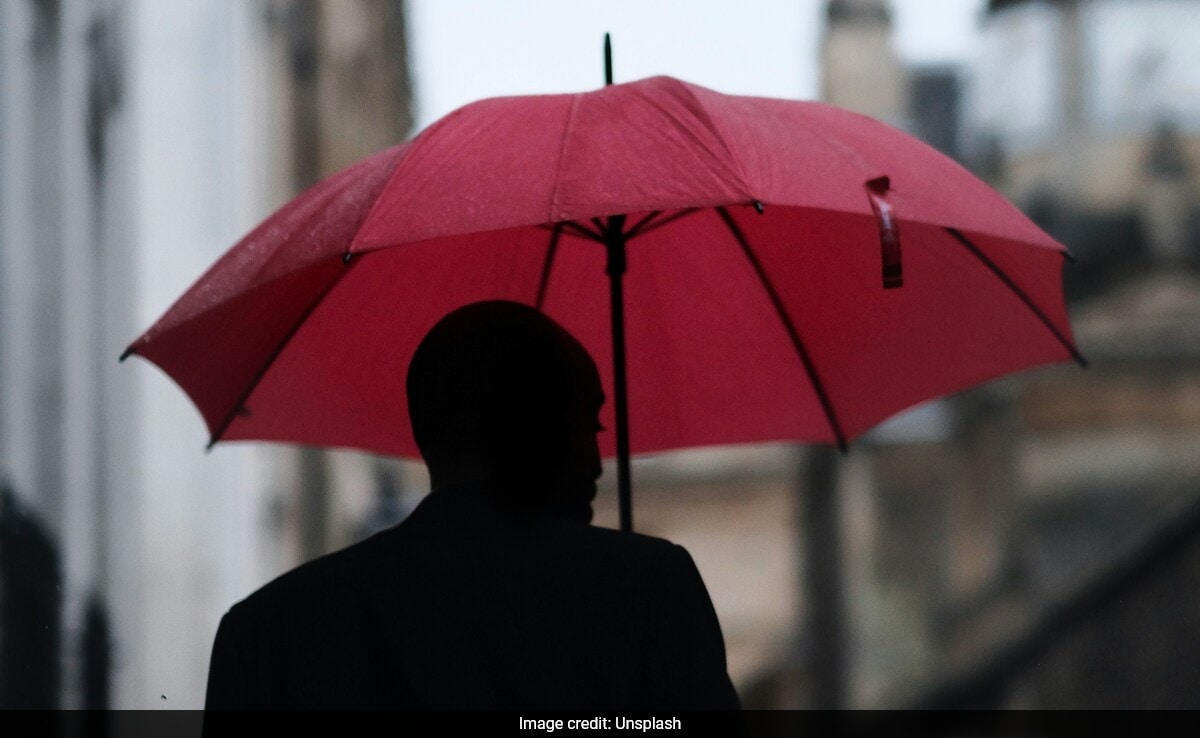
[204,300,740,710]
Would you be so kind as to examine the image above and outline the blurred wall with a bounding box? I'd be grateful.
[2,0,293,709]
[253,0,417,572]
[1,0,416,709]
[964,0,1200,269]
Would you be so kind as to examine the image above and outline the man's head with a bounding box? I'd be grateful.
[407,301,604,522]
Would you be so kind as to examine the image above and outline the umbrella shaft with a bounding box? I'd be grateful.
[605,216,633,533]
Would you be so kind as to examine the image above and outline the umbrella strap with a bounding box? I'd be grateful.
[866,177,903,290]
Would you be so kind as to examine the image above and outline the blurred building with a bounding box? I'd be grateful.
[0,0,411,709]
[822,0,907,128]
[1,0,276,709]
[941,0,1200,708]
[963,0,1200,297]
[762,0,1200,710]
[254,0,417,577]
[589,445,802,703]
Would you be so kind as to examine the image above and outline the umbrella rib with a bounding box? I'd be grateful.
[623,210,662,239]
[205,256,361,450]
[944,227,1088,368]
[716,206,848,452]
[558,221,605,243]
[535,222,564,310]
[628,208,702,239]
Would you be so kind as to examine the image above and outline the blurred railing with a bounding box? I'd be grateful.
[902,489,1200,709]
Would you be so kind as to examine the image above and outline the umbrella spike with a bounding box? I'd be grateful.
[604,33,613,86]
[118,347,134,363]
[753,200,764,214]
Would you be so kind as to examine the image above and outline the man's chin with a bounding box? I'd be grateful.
[563,498,594,525]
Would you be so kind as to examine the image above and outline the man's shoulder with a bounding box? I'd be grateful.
[568,520,688,562]
[220,511,699,628]
[406,486,692,568]
[223,528,394,623]
[517,515,700,588]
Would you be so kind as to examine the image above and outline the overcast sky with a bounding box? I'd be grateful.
[407,0,987,130]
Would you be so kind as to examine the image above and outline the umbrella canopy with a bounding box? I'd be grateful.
[124,75,1082,523]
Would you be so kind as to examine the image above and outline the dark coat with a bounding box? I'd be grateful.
[203,483,740,710]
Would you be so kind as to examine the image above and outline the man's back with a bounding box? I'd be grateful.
[205,301,741,712]
[204,483,740,710]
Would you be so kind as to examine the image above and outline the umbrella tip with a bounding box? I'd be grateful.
[753,200,764,214]
[604,33,613,86]
[119,347,134,363]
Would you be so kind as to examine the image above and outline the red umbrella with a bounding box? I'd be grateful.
[123,73,1083,532]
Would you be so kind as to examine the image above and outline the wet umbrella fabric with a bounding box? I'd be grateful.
[124,76,1082,528]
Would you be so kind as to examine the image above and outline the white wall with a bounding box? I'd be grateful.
[1,0,278,709]
[121,0,274,709]
[963,1,1064,157]
[1084,0,1200,133]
